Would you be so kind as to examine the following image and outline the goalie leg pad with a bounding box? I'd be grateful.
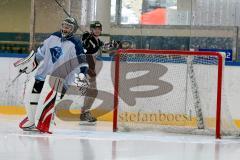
[35,75,64,134]
[21,79,43,126]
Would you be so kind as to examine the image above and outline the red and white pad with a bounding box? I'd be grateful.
[35,75,64,134]
[19,77,39,130]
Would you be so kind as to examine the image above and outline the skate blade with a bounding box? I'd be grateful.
[79,121,96,125]
[22,127,38,132]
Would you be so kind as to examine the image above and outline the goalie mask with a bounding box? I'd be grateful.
[61,17,79,38]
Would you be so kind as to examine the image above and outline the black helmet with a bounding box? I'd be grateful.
[61,17,79,37]
[90,21,102,30]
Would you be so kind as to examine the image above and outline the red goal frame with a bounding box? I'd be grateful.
[112,49,224,139]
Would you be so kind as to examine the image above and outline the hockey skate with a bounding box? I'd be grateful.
[79,111,97,125]
[19,117,38,131]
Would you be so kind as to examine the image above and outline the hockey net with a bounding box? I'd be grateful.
[113,49,240,139]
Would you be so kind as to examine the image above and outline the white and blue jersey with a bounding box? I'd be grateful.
[35,31,88,83]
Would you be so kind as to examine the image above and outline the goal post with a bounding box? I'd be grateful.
[113,49,238,139]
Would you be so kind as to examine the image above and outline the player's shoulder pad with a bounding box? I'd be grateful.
[82,31,91,41]
[68,36,81,46]
[51,31,62,38]
[68,36,84,55]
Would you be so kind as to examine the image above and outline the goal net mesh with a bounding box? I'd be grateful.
[113,49,240,137]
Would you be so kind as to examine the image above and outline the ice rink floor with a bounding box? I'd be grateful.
[1,115,240,160]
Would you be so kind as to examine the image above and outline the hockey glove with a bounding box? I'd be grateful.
[74,73,89,95]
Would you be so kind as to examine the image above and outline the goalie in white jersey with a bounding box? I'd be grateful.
[17,17,89,133]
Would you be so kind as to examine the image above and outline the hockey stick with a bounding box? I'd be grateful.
[8,50,36,88]
[5,67,28,100]
[101,40,133,55]
[54,0,82,33]
[6,50,35,95]
[6,67,27,89]
[54,0,71,17]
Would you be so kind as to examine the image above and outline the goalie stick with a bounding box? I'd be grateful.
[5,67,27,97]
[54,0,71,17]
[54,0,83,33]
[6,68,27,89]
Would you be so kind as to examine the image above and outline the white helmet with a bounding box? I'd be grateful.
[61,17,79,38]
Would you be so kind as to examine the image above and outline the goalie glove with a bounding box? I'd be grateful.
[14,50,38,74]
[74,73,89,95]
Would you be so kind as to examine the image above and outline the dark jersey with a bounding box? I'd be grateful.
[82,31,103,77]
[82,31,103,55]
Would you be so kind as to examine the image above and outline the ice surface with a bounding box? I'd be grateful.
[0,115,240,160]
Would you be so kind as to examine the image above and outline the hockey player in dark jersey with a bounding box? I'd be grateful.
[17,17,89,133]
[79,21,104,124]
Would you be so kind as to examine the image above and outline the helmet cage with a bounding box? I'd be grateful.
[61,17,79,38]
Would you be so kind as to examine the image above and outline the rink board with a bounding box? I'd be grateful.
[1,56,240,128]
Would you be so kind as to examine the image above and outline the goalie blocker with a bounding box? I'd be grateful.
[14,50,38,74]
